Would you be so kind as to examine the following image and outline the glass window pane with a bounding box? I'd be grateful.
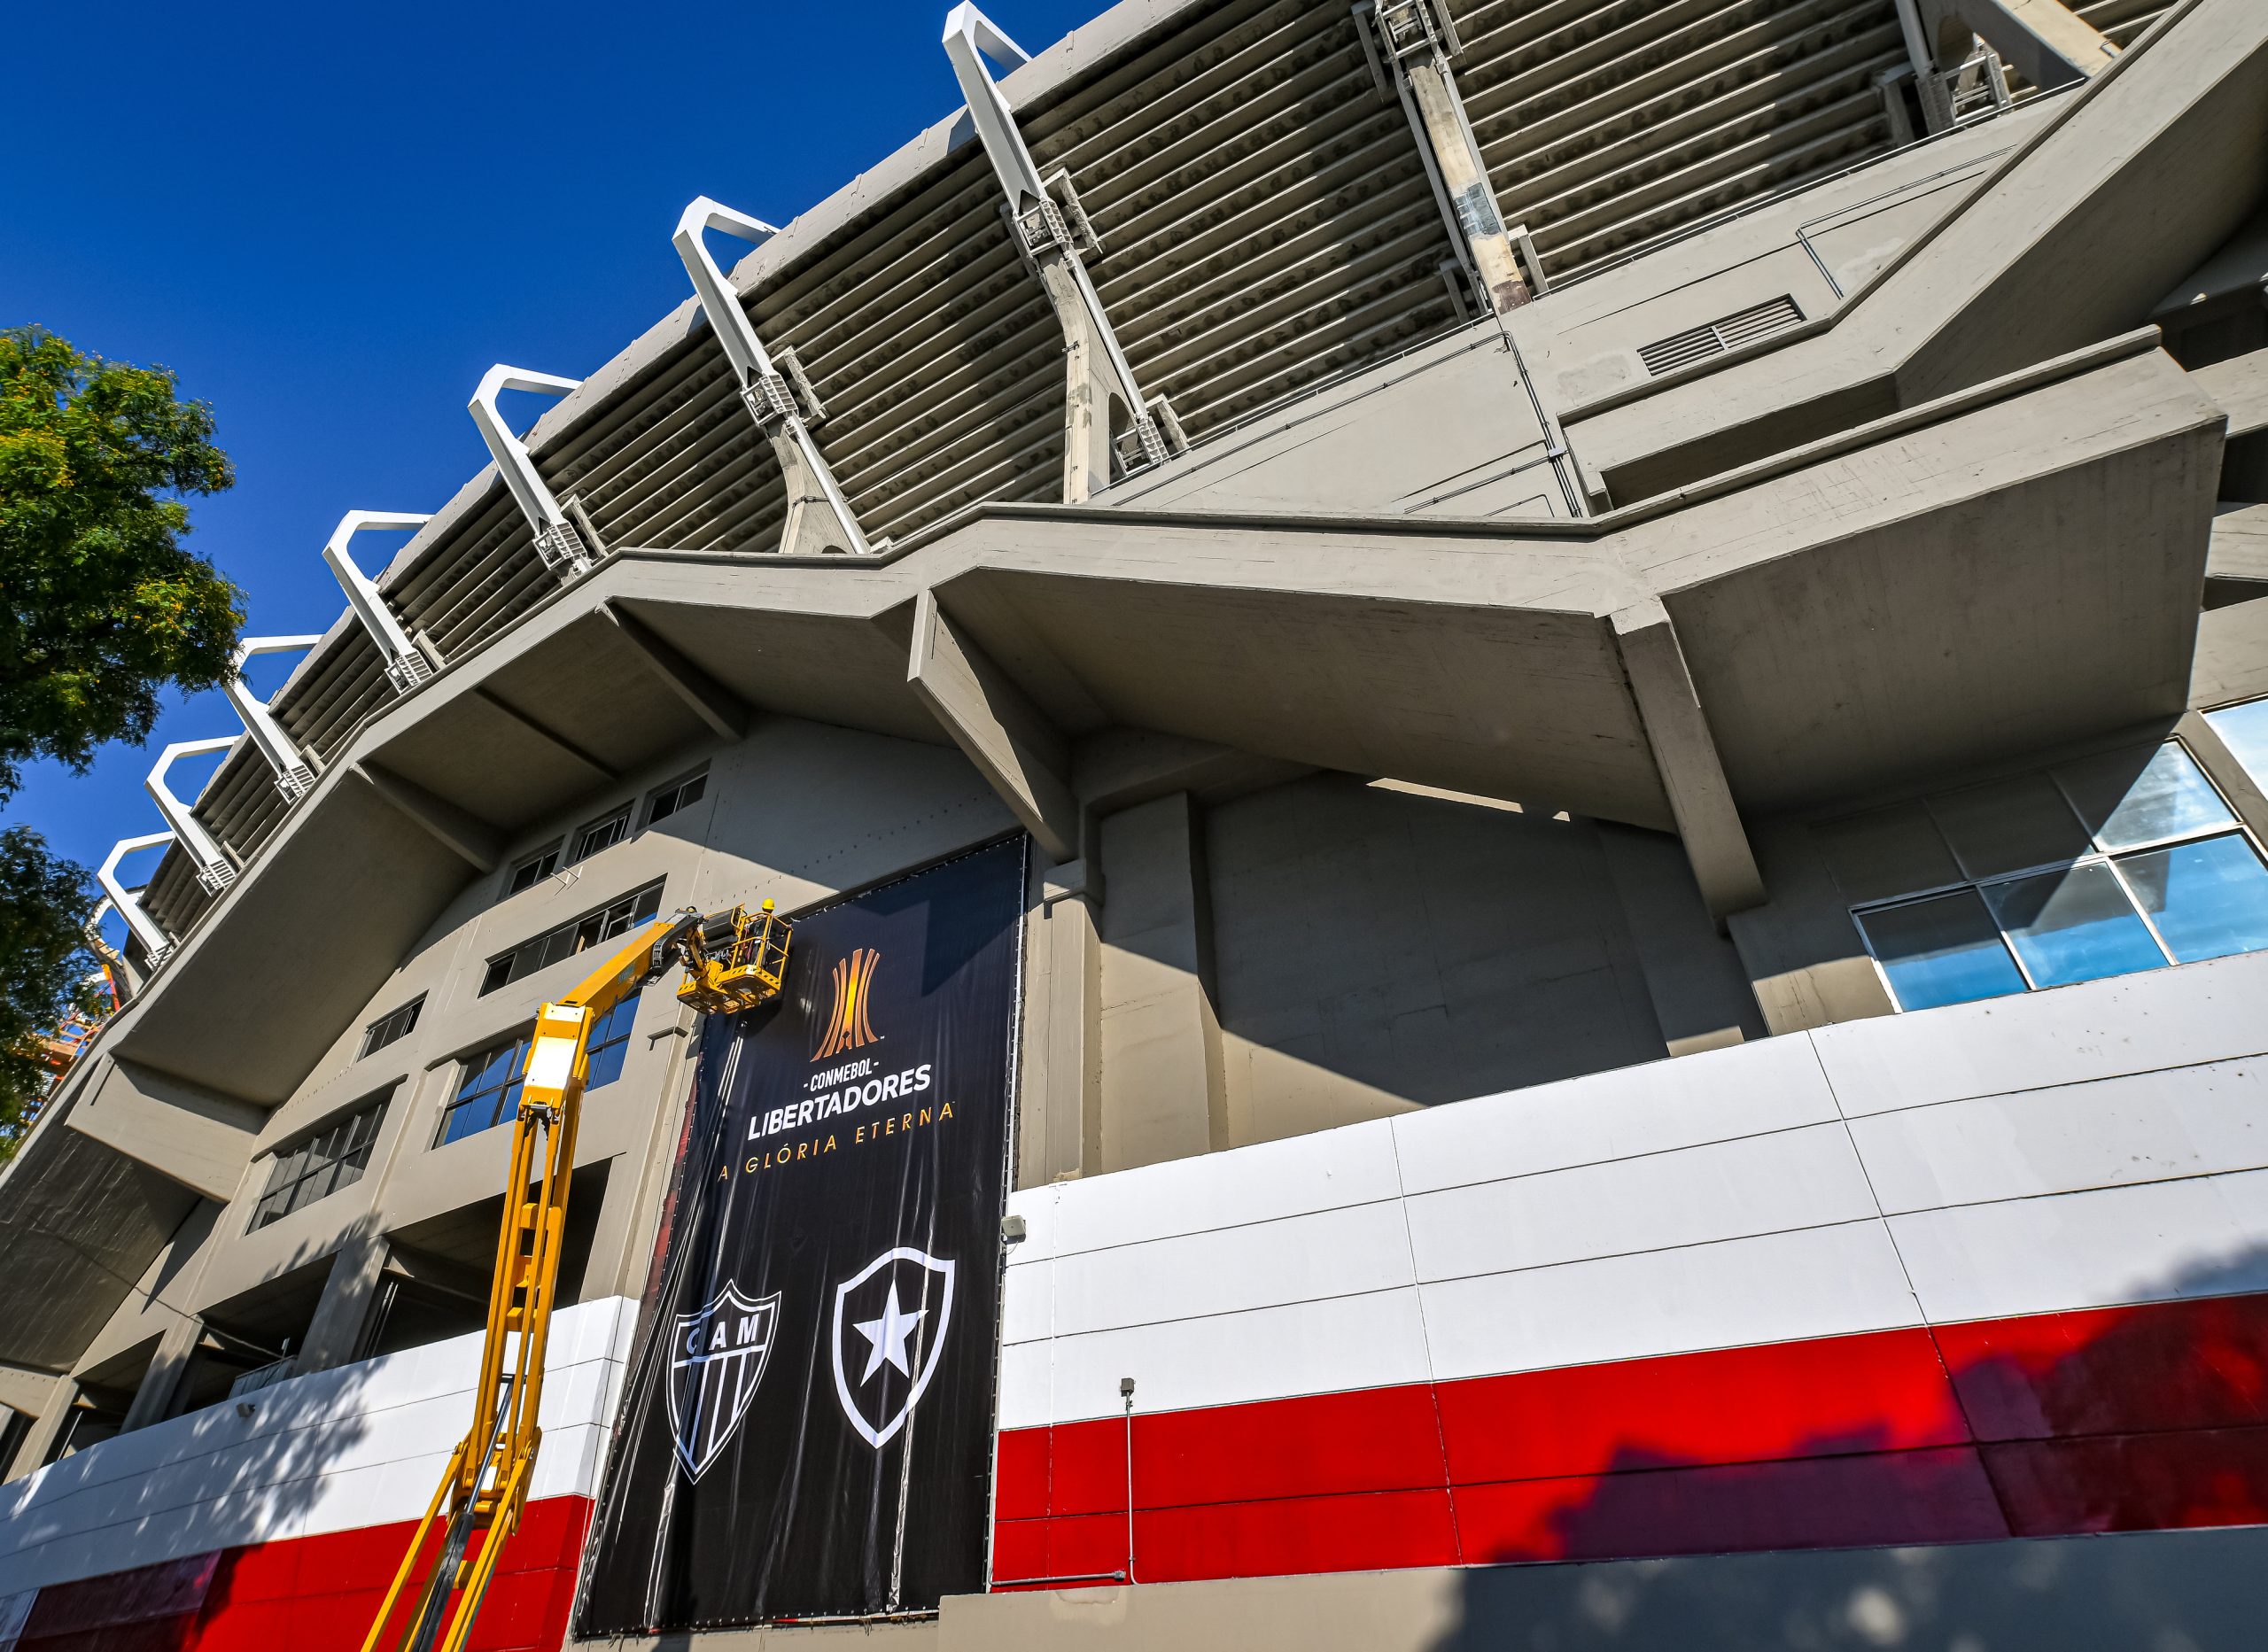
[1858,891,2028,1011]
[2122,834,2268,963]
[1817,804,1961,904]
[585,1034,629,1091]
[2059,743,2234,849]
[2206,699,2268,790]
[1982,863,2165,987]
[1929,773,2091,879]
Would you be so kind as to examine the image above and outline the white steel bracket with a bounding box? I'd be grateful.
[227,635,323,802]
[146,737,241,896]
[944,3,1184,500]
[323,511,438,692]
[470,367,597,579]
[98,834,176,965]
[673,198,875,555]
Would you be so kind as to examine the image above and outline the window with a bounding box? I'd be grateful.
[250,1098,387,1229]
[438,994,641,1146]
[1820,741,2268,1012]
[504,843,560,896]
[571,804,633,864]
[439,1031,530,1145]
[478,881,664,996]
[359,996,424,1059]
[2207,698,2268,789]
[645,768,708,826]
[583,990,641,1090]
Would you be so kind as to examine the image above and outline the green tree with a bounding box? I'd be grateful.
[0,328,243,1156]
[0,826,111,1154]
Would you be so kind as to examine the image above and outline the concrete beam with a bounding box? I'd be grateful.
[0,1363,57,1419]
[907,589,1080,861]
[1074,728,1309,819]
[1612,599,1767,922]
[601,601,750,741]
[470,687,618,783]
[353,763,503,873]
[2208,501,2268,595]
[69,1058,263,1206]
[1951,0,2118,90]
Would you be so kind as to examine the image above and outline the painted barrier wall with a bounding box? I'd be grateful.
[0,1299,634,1652]
[994,950,2268,1584]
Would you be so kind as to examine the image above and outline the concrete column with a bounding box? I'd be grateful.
[1726,816,1898,1035]
[1596,825,1768,1057]
[1019,856,1103,1187]
[1097,795,1228,1172]
[1038,257,1126,504]
[774,421,861,556]
[298,1233,391,1375]
[5,1376,77,1481]
[120,1315,203,1433]
[1402,58,1530,314]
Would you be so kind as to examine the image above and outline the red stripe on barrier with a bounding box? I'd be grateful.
[1936,1295,2268,1441]
[169,1496,587,1652]
[1984,1426,2268,1535]
[994,1291,2268,1587]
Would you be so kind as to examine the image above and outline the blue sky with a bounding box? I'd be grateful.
[5,0,1091,936]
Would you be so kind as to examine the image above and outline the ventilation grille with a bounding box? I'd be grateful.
[1638,296,1805,376]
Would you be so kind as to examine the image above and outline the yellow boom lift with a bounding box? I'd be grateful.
[361,902,792,1652]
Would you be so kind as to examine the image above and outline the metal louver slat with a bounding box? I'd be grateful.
[1637,294,1804,375]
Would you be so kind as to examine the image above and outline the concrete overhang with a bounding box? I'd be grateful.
[1562,0,2268,505]
[97,333,2218,1112]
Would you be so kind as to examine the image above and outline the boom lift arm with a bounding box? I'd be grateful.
[361,902,791,1652]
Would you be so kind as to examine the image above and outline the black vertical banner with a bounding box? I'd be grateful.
[579,837,1025,1633]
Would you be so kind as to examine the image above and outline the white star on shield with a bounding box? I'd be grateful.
[830,1248,954,1448]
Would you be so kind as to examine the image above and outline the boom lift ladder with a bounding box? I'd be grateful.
[360,903,792,1652]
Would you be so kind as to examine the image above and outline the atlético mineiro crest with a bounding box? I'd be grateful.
[830,1248,954,1448]
[668,1282,781,1479]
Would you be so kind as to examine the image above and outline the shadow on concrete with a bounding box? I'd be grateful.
[1428,1247,2268,1650]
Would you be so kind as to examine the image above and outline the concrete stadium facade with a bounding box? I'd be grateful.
[8,0,2268,1645]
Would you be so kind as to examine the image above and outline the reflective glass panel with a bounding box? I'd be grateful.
[2206,699,2268,790]
[2059,744,2234,850]
[583,993,640,1090]
[1859,891,2027,1010]
[1929,773,2090,879]
[2121,834,2268,963]
[1982,862,2164,987]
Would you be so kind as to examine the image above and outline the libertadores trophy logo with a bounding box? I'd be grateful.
[830,1247,955,1447]
[668,1282,782,1479]
[812,947,883,1061]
